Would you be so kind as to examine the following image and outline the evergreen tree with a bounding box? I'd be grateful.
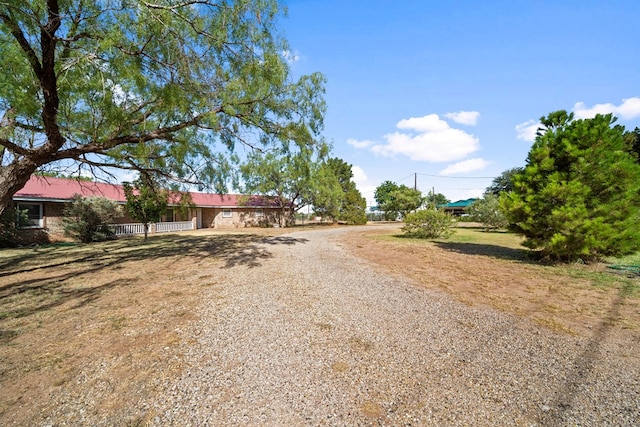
[501,111,640,261]
[624,127,640,163]
[323,158,367,224]
[311,163,343,221]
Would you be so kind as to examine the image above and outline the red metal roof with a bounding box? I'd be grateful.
[14,176,279,208]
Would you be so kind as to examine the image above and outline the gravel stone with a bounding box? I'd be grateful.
[147,226,640,426]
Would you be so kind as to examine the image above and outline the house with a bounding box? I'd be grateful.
[439,198,478,216]
[12,175,287,240]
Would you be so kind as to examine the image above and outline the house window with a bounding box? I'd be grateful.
[255,208,264,217]
[17,203,43,228]
[164,208,175,222]
[222,209,232,218]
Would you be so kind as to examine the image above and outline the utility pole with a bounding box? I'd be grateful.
[414,172,417,191]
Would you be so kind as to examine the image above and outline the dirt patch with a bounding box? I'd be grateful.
[339,226,640,340]
[0,227,294,426]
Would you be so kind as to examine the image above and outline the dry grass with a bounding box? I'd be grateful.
[0,227,296,425]
[341,225,640,338]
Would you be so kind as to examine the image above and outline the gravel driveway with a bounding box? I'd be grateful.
[151,226,639,426]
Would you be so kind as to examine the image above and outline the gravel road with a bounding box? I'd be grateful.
[151,226,640,426]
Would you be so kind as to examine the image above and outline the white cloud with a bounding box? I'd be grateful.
[445,111,480,126]
[351,165,368,184]
[439,158,490,176]
[396,114,450,132]
[515,119,541,142]
[573,97,640,120]
[369,114,480,162]
[351,165,377,207]
[347,138,376,149]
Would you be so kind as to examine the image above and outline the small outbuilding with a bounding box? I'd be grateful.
[438,198,478,216]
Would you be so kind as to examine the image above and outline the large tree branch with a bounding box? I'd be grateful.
[75,155,201,186]
[37,0,66,154]
[0,10,43,79]
[49,112,218,161]
[0,137,31,157]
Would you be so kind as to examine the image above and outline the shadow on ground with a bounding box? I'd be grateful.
[433,241,531,262]
[0,232,308,339]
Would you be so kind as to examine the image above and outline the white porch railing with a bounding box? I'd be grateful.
[110,221,194,236]
[111,223,147,236]
[155,221,194,233]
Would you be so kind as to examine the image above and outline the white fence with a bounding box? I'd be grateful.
[111,223,147,236]
[155,221,194,233]
[111,221,194,236]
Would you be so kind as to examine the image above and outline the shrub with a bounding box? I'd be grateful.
[0,207,28,247]
[63,195,122,243]
[402,209,457,239]
[466,194,509,231]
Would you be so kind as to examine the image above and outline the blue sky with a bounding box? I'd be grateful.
[281,0,640,205]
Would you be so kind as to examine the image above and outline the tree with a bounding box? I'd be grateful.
[374,181,399,217]
[240,143,327,227]
[374,181,423,220]
[0,1,326,216]
[122,176,169,240]
[501,111,640,261]
[424,191,449,209]
[339,184,367,225]
[484,167,524,196]
[466,194,508,231]
[624,127,640,163]
[63,195,122,243]
[310,162,343,221]
[311,158,367,224]
[402,209,457,239]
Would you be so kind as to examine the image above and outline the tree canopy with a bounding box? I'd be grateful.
[424,190,449,209]
[122,175,169,240]
[374,181,423,220]
[484,167,524,196]
[311,158,367,224]
[0,0,326,216]
[624,126,640,163]
[501,111,640,261]
[240,142,328,227]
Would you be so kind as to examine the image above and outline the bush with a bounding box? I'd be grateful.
[466,194,508,231]
[0,208,28,247]
[402,209,457,239]
[63,195,122,243]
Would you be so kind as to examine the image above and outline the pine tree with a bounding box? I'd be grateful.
[501,111,640,261]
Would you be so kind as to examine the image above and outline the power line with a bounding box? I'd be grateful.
[396,173,416,183]
[416,173,495,179]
